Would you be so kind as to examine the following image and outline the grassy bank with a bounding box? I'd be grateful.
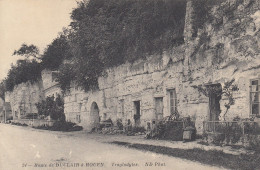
[110,141,260,170]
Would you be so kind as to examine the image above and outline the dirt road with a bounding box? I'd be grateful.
[0,124,222,170]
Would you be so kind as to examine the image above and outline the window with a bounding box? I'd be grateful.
[79,103,82,112]
[76,115,81,123]
[155,97,163,120]
[119,99,124,118]
[250,79,260,116]
[168,89,177,115]
[32,92,36,99]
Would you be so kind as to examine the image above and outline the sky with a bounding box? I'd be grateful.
[0,0,78,81]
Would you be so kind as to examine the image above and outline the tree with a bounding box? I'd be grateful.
[36,95,65,121]
[41,30,73,70]
[5,60,42,91]
[55,0,186,93]
[13,44,40,59]
[5,0,188,94]
[55,63,76,93]
[0,80,6,100]
[4,43,43,92]
[221,79,239,120]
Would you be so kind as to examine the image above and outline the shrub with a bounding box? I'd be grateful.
[116,119,123,130]
[24,113,38,119]
[36,95,65,121]
[212,133,225,146]
[50,121,82,131]
[132,126,146,133]
[34,121,83,132]
[11,122,28,126]
[152,121,186,141]
[246,135,260,153]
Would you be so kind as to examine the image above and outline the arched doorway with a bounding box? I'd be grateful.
[90,102,100,129]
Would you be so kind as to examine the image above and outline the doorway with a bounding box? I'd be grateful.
[134,101,141,126]
[206,84,222,121]
[90,102,100,129]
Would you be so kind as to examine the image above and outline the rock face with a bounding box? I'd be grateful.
[5,81,44,119]
[5,69,62,119]
[41,69,61,98]
[64,0,260,133]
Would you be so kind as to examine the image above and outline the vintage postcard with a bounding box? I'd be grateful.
[0,0,260,169]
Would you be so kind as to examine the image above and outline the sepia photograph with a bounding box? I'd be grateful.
[0,0,260,169]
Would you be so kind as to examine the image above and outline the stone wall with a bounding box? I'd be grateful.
[5,81,44,119]
[41,69,61,98]
[183,0,260,121]
[5,69,62,120]
[64,0,260,133]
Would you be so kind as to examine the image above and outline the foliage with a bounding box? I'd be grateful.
[132,126,146,133]
[3,0,230,94]
[222,79,239,120]
[3,0,187,93]
[11,122,28,126]
[33,121,83,132]
[24,113,38,119]
[5,60,42,91]
[116,119,123,130]
[13,44,40,59]
[54,0,187,92]
[204,121,260,146]
[191,0,226,37]
[35,95,65,121]
[4,43,42,92]
[246,135,260,153]
[0,80,6,100]
[150,120,194,141]
[41,30,73,70]
[70,0,186,64]
[195,79,239,120]
[55,63,76,92]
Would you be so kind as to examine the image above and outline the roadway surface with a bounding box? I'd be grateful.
[0,124,222,170]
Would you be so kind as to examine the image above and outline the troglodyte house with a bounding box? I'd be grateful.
[5,0,260,133]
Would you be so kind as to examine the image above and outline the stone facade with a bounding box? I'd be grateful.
[42,69,62,98]
[4,0,260,133]
[5,81,44,119]
[0,102,12,122]
[64,0,260,133]
[5,69,62,119]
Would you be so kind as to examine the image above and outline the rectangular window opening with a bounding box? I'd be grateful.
[250,79,260,116]
[155,97,163,120]
[168,89,177,115]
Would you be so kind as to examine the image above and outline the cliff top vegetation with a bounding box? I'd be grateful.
[3,0,225,93]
